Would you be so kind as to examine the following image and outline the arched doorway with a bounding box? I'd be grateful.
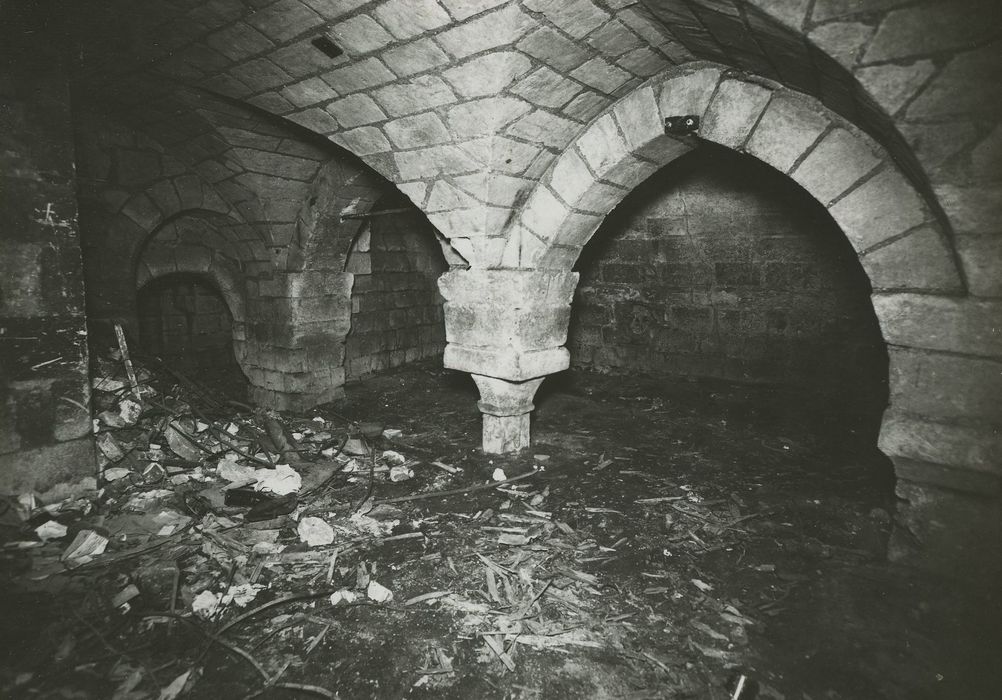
[344,190,449,380]
[136,273,248,398]
[569,144,889,448]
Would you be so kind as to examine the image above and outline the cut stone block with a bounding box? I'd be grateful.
[873,293,1002,357]
[438,268,578,306]
[881,411,1002,475]
[521,186,570,240]
[860,226,962,293]
[957,234,1002,298]
[745,92,831,173]
[657,67,723,119]
[856,60,936,116]
[933,183,1002,235]
[828,168,927,252]
[329,14,395,54]
[444,304,571,349]
[384,112,451,149]
[442,52,532,98]
[524,0,609,39]
[511,66,583,109]
[383,38,451,77]
[570,57,632,94]
[435,4,532,58]
[790,127,881,205]
[577,114,630,177]
[701,78,773,149]
[888,347,1002,422]
[326,94,387,128]
[443,344,571,381]
[0,438,96,494]
[612,85,662,151]
[374,0,451,40]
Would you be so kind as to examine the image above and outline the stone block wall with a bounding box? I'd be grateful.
[136,274,240,378]
[569,145,886,416]
[522,61,998,574]
[0,12,95,492]
[345,204,447,379]
[73,113,252,349]
[240,268,352,410]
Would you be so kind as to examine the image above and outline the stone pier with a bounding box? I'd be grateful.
[438,269,578,453]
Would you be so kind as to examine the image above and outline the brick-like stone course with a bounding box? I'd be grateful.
[568,147,886,407]
[137,274,239,376]
[344,203,447,380]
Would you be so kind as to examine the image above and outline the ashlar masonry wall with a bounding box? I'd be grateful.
[569,146,887,417]
[345,197,447,380]
[137,274,244,388]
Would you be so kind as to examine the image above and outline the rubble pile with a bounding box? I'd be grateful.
[2,354,831,699]
[1,351,478,698]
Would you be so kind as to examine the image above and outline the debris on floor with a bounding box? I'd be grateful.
[1,360,997,699]
[2,353,568,698]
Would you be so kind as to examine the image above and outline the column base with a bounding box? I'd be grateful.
[483,413,531,454]
[472,375,544,454]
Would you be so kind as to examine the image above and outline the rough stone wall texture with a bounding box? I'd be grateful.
[0,11,95,492]
[137,274,240,377]
[345,202,448,379]
[569,146,886,415]
[73,106,391,410]
[74,113,254,342]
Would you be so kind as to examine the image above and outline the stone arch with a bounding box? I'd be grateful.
[239,153,465,411]
[134,268,248,387]
[515,63,963,298]
[136,228,248,325]
[128,209,254,320]
[131,210,253,275]
[133,211,254,381]
[506,65,1000,545]
[82,164,253,344]
[638,1,934,191]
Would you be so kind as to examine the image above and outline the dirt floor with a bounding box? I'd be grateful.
[2,361,999,699]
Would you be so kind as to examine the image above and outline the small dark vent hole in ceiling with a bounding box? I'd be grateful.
[312,34,343,59]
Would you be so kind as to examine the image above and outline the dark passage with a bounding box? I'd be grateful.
[136,273,247,399]
[344,192,448,381]
[570,145,889,448]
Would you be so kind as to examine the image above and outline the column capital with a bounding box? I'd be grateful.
[438,268,578,382]
[438,268,578,307]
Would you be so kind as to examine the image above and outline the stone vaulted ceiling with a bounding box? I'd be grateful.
[66,0,1001,267]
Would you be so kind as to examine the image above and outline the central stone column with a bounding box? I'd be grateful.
[438,269,578,454]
